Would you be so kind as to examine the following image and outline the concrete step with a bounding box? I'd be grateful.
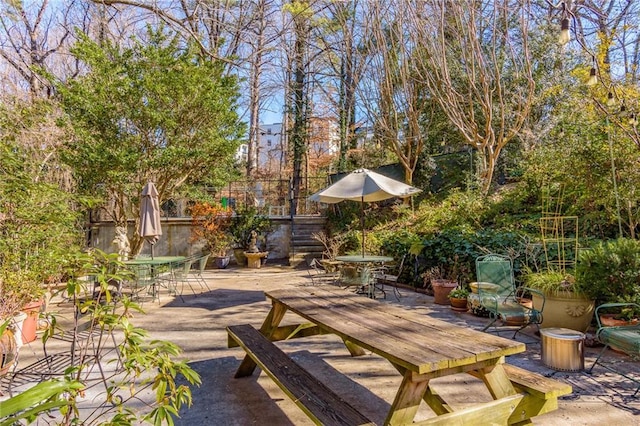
[292,226,326,236]
[291,235,323,246]
[289,216,327,266]
[289,252,322,268]
[291,245,325,254]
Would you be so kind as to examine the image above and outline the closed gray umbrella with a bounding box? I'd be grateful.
[138,182,162,259]
[309,168,421,256]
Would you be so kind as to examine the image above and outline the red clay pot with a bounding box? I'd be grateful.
[20,300,42,343]
[432,280,458,305]
[450,297,468,312]
[599,314,639,327]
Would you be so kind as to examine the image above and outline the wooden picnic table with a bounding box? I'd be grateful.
[231,286,571,425]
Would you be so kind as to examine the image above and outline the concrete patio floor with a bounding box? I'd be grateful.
[5,263,640,424]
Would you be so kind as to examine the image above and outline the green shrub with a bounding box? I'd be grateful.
[228,205,272,249]
[575,238,640,305]
[448,286,470,299]
[413,189,488,235]
[412,227,527,287]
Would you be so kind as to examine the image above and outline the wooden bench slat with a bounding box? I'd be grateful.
[503,364,572,399]
[227,324,375,426]
[414,393,526,425]
[227,323,325,348]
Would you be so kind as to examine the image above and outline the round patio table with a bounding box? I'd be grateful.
[335,255,394,298]
[335,255,394,264]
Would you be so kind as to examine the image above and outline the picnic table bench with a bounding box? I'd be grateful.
[228,286,571,425]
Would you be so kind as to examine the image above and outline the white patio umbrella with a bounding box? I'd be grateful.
[309,168,421,256]
[138,182,162,259]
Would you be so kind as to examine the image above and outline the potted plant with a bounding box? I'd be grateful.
[448,286,469,312]
[1,146,82,344]
[0,319,18,378]
[421,266,458,305]
[228,205,272,266]
[523,269,595,332]
[0,268,47,345]
[190,202,233,269]
[0,281,25,376]
[597,304,640,327]
[575,238,640,326]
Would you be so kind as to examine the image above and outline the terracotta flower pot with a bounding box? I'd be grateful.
[20,300,43,344]
[599,314,639,327]
[450,297,468,312]
[432,280,458,305]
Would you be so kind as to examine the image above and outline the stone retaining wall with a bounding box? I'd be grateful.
[88,217,295,260]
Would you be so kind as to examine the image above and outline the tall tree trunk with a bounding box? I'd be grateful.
[246,0,267,178]
[290,30,306,215]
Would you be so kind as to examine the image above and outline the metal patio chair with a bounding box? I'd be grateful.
[371,254,406,301]
[306,258,340,286]
[189,254,212,292]
[476,254,545,339]
[589,302,640,396]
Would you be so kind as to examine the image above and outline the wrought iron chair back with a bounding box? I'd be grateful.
[476,254,544,339]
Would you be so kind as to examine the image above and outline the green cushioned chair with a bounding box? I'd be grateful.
[476,254,545,339]
[589,302,640,396]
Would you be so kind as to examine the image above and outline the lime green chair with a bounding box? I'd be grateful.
[589,302,640,396]
[476,254,545,338]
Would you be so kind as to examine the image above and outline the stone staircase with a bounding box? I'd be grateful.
[289,216,327,267]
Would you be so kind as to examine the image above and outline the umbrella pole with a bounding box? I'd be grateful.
[151,243,154,260]
[361,197,365,257]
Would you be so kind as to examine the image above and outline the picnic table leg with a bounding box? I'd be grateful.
[423,387,454,415]
[390,363,452,416]
[234,301,288,378]
[384,368,430,426]
[342,338,367,356]
[474,361,517,399]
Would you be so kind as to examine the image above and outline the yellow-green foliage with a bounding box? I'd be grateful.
[412,189,488,234]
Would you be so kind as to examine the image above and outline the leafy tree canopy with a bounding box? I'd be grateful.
[55,27,245,251]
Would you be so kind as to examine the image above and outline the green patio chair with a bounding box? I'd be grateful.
[127,264,158,305]
[307,258,340,286]
[589,302,640,396]
[476,254,545,339]
[173,258,198,301]
[189,254,212,292]
[339,265,372,296]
